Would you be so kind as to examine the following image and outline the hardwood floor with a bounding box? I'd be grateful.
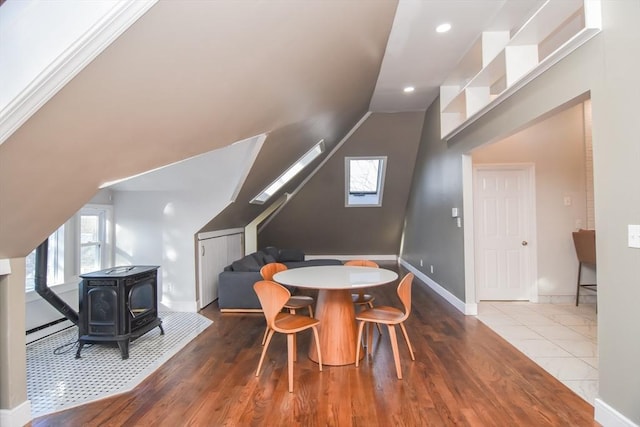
[31,264,597,426]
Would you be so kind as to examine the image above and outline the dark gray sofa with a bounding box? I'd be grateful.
[218,246,342,311]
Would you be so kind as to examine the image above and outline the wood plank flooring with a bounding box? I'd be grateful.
[30,264,597,426]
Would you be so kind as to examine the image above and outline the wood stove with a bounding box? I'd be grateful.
[76,265,163,359]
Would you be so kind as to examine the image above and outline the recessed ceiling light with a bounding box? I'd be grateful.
[436,23,451,33]
[403,86,415,93]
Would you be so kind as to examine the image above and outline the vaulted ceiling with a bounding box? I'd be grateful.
[0,0,543,258]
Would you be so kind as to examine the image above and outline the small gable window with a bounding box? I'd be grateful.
[345,156,387,207]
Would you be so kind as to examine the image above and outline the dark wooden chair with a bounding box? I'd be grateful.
[572,229,597,306]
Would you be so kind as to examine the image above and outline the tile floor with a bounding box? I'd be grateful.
[476,301,598,405]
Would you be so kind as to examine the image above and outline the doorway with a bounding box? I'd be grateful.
[473,164,537,300]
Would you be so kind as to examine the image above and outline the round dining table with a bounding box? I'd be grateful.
[273,265,398,366]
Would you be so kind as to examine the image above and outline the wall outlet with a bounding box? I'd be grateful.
[430,265,434,274]
[420,259,423,267]
[629,224,640,249]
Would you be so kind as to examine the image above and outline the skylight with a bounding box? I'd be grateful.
[251,140,325,204]
[345,156,387,207]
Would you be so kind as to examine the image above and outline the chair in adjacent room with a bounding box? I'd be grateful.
[253,280,323,393]
[572,229,597,306]
[259,262,315,345]
[344,259,382,336]
[355,272,415,379]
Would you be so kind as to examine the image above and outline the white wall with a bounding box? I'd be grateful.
[113,135,263,311]
[472,102,594,299]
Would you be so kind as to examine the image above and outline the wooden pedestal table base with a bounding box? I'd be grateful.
[308,289,363,366]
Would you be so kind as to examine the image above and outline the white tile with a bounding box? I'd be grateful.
[548,313,593,326]
[510,339,573,358]
[528,324,588,341]
[580,357,598,369]
[476,313,521,327]
[533,357,599,381]
[563,380,599,405]
[488,325,543,341]
[509,313,557,325]
[553,340,598,358]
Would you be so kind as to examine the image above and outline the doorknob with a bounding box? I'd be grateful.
[521,241,528,246]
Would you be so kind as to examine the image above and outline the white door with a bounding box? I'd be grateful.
[474,165,535,300]
[198,237,226,308]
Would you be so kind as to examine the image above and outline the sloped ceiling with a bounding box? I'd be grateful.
[0,0,398,258]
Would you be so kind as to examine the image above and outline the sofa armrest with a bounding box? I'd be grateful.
[218,271,263,309]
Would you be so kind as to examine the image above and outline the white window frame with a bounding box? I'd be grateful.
[345,156,387,207]
[25,204,113,293]
[77,204,113,275]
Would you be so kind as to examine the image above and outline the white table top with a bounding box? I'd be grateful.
[273,265,398,290]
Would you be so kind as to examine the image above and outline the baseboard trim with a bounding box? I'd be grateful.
[26,319,74,344]
[0,400,31,427]
[595,398,639,427]
[306,254,398,261]
[399,258,477,315]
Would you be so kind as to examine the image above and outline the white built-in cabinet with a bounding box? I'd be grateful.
[440,0,601,139]
[197,229,244,309]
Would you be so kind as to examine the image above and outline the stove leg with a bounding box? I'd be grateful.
[118,339,130,359]
[75,341,84,359]
[158,322,164,335]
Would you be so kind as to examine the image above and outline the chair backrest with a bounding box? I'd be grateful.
[572,229,596,264]
[260,262,288,281]
[344,259,379,268]
[397,273,414,321]
[253,280,291,328]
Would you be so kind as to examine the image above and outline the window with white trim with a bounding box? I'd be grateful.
[24,204,113,291]
[251,140,325,204]
[345,156,387,207]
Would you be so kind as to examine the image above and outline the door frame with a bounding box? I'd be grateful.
[463,157,539,303]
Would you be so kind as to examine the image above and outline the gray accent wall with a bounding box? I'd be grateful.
[401,1,640,422]
[259,112,424,254]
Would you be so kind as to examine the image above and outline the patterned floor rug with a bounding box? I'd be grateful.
[26,311,212,418]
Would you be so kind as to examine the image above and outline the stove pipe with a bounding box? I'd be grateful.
[34,239,79,325]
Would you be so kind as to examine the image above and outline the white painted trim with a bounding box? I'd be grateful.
[259,112,372,230]
[160,298,198,313]
[0,0,158,145]
[595,398,639,427]
[197,228,244,241]
[0,259,11,275]
[0,400,31,427]
[305,254,398,261]
[462,154,476,304]
[230,134,267,202]
[399,258,477,315]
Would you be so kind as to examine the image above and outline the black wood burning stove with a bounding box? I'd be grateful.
[76,265,164,359]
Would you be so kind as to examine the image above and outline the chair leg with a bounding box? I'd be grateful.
[256,329,275,376]
[308,304,314,318]
[355,320,366,366]
[399,322,415,361]
[312,325,323,371]
[367,301,383,335]
[261,325,269,346]
[367,323,374,355]
[287,334,294,393]
[576,262,583,306]
[388,325,402,379]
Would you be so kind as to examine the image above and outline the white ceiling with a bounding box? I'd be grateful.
[370,0,545,112]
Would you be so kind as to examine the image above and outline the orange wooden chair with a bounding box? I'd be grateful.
[572,229,597,306]
[259,263,315,345]
[355,273,415,379]
[253,280,322,393]
[344,260,382,336]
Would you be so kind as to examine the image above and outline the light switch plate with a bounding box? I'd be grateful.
[629,224,640,249]
[452,208,458,217]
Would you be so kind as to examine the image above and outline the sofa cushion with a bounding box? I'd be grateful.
[278,248,305,262]
[263,254,277,264]
[262,246,280,260]
[231,254,262,272]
